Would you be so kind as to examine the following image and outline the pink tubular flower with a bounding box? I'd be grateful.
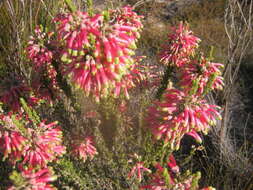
[142,158,215,190]
[128,162,151,182]
[22,121,66,167]
[8,166,57,190]
[70,136,98,162]
[179,56,224,95]
[186,131,202,143]
[26,27,53,68]
[0,114,27,163]
[112,60,147,99]
[54,6,143,100]
[0,110,65,167]
[147,89,221,150]
[0,130,25,162]
[111,6,143,30]
[27,27,60,103]
[159,22,200,67]
[0,113,28,163]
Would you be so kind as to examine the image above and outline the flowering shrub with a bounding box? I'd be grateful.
[0,103,65,188]
[147,23,223,150]
[159,23,200,67]
[0,1,224,189]
[179,55,224,95]
[141,155,215,190]
[0,109,65,166]
[51,6,143,100]
[147,88,221,149]
[26,27,53,69]
[70,136,97,162]
[8,166,57,190]
[23,5,145,102]
[22,121,66,167]
[0,114,27,162]
[139,22,222,190]
[26,26,60,103]
[0,103,61,190]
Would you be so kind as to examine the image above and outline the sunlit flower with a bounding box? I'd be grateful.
[22,121,65,167]
[8,166,57,190]
[54,7,143,100]
[110,6,143,33]
[0,114,27,163]
[159,22,200,67]
[26,27,53,68]
[147,89,221,150]
[70,136,97,162]
[141,158,215,190]
[179,56,224,95]
[27,27,60,103]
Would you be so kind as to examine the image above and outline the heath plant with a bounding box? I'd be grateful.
[0,0,224,189]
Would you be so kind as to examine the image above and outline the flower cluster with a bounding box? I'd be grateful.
[179,56,224,95]
[26,27,60,103]
[147,89,221,150]
[8,166,57,190]
[0,111,65,166]
[54,6,143,100]
[26,27,53,68]
[22,121,66,167]
[70,136,97,162]
[147,23,223,150]
[0,4,223,190]
[159,23,200,67]
[142,155,215,190]
[0,114,27,162]
[0,110,64,189]
[1,5,144,189]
